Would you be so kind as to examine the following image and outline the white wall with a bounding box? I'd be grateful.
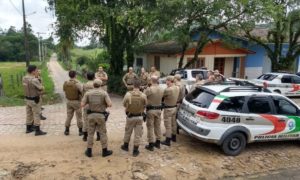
[262,55,272,73]
[245,67,263,79]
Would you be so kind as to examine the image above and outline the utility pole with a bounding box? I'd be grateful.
[37,32,45,62]
[22,0,29,67]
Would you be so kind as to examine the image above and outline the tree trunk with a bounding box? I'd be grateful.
[178,43,188,69]
[183,33,209,69]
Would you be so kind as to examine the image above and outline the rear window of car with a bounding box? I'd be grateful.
[191,71,208,79]
[185,88,215,108]
[257,74,277,81]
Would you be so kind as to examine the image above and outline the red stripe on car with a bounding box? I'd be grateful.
[260,114,286,135]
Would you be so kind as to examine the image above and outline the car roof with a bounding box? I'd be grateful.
[262,72,294,76]
[201,85,281,97]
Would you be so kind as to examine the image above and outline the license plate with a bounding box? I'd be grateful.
[179,109,197,125]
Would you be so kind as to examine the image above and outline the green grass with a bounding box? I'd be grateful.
[0,61,59,106]
[0,62,27,98]
[71,48,103,59]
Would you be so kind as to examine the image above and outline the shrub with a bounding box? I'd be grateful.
[108,74,126,95]
[76,56,89,67]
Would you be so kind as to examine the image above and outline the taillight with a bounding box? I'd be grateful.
[196,110,219,120]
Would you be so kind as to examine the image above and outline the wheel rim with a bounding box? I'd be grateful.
[229,137,241,150]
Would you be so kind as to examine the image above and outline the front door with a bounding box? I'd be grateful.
[214,58,225,75]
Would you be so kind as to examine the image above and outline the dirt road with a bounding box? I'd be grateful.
[2,55,300,179]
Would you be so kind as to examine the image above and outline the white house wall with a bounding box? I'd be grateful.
[245,67,262,79]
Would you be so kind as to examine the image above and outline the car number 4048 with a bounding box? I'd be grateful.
[221,116,241,123]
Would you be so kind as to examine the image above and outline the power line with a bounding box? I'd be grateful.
[8,0,22,16]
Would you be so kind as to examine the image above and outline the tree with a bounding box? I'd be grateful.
[236,0,300,71]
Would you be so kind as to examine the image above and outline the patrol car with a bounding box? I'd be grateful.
[252,73,300,96]
[177,85,300,156]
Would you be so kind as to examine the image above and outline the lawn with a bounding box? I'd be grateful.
[0,61,59,106]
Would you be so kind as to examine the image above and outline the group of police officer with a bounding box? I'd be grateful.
[22,64,192,158]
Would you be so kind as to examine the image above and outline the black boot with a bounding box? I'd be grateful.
[96,132,100,141]
[154,140,161,149]
[26,125,34,133]
[35,126,47,136]
[121,143,129,151]
[64,127,69,136]
[40,114,47,120]
[161,137,171,146]
[85,148,92,157]
[145,143,154,151]
[82,132,88,142]
[133,146,140,157]
[79,128,83,136]
[102,148,113,157]
[172,134,177,142]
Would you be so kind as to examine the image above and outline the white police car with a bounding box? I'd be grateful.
[177,85,300,156]
[252,73,300,96]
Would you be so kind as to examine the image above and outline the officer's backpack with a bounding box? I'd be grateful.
[127,91,145,114]
[64,80,80,100]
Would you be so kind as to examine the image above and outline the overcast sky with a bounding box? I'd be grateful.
[0,0,89,46]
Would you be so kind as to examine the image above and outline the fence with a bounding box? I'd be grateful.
[0,72,26,97]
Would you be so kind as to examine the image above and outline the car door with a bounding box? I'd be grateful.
[290,76,300,96]
[270,95,300,139]
[281,75,294,96]
[243,96,279,141]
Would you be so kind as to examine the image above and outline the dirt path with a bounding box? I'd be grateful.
[2,56,300,179]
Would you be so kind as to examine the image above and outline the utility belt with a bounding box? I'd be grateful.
[126,112,147,122]
[25,96,40,104]
[163,105,177,109]
[87,110,110,121]
[146,105,162,111]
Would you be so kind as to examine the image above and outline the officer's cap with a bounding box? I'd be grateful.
[174,74,181,80]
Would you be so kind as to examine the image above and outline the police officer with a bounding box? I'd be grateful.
[95,66,108,91]
[161,76,179,146]
[149,66,161,78]
[22,65,47,136]
[82,72,101,142]
[122,67,137,91]
[144,75,164,151]
[81,79,113,158]
[121,79,147,157]
[63,70,83,136]
[190,74,205,92]
[139,67,149,91]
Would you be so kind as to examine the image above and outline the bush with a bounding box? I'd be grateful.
[76,56,90,67]
[87,50,109,72]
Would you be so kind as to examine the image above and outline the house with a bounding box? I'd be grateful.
[134,29,300,79]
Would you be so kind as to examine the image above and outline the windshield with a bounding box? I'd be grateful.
[185,88,215,108]
[257,74,277,81]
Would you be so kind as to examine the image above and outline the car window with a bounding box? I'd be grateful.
[281,75,292,83]
[292,76,300,84]
[247,97,272,114]
[217,96,245,113]
[257,74,277,81]
[272,96,298,116]
[185,89,215,108]
[176,70,187,79]
[191,71,202,78]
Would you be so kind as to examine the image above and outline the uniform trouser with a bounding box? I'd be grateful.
[26,99,41,126]
[87,114,108,149]
[163,107,177,138]
[123,117,143,146]
[101,85,107,92]
[146,110,162,143]
[65,100,83,128]
[83,108,100,133]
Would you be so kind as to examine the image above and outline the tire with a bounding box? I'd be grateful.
[221,132,246,156]
[274,90,281,94]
